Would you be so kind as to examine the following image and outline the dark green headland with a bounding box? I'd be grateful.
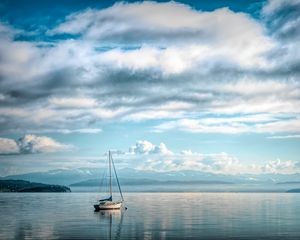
[0,180,71,192]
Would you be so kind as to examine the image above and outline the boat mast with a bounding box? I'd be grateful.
[111,153,124,202]
[109,150,112,199]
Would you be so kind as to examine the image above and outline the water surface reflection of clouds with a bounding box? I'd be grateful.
[1,193,300,239]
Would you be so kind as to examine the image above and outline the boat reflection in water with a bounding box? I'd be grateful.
[94,209,125,240]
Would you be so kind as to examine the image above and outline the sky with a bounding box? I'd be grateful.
[0,0,300,176]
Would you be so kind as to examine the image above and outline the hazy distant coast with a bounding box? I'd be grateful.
[2,168,300,185]
[70,178,233,186]
[0,180,71,192]
[287,189,300,193]
[2,168,300,193]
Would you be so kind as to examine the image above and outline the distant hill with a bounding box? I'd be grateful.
[3,168,300,186]
[0,180,71,192]
[70,178,233,186]
[2,169,101,185]
[287,188,300,193]
[277,182,300,185]
[1,168,256,185]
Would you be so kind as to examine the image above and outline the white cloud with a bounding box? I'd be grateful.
[60,128,102,134]
[153,118,248,134]
[223,79,293,96]
[30,128,103,134]
[180,149,194,156]
[137,150,300,175]
[267,134,300,139]
[172,151,248,174]
[130,146,299,175]
[0,105,126,133]
[2,138,299,175]
[154,115,300,134]
[108,142,300,174]
[50,2,274,69]
[262,159,299,174]
[255,118,300,133]
[1,2,299,177]
[125,110,184,121]
[129,140,173,155]
[262,0,300,15]
[0,2,299,136]
[49,97,97,108]
[262,0,300,67]
[0,135,71,154]
[0,138,19,154]
[0,22,17,39]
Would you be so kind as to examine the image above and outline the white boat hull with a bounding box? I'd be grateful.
[94,201,122,211]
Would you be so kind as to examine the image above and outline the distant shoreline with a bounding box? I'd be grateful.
[69,186,300,193]
[0,180,71,192]
[70,178,234,187]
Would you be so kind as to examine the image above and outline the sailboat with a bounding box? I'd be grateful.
[94,150,124,211]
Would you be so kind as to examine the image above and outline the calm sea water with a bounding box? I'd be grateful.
[0,192,300,239]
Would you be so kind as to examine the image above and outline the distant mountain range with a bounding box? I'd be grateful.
[2,168,300,186]
[70,178,233,186]
[277,181,300,185]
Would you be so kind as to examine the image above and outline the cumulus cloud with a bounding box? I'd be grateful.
[51,2,266,43]
[124,145,299,174]
[262,158,299,174]
[0,138,19,154]
[0,135,71,154]
[1,1,300,178]
[136,150,253,174]
[129,140,173,155]
[110,141,300,174]
[1,138,299,175]
[0,1,299,136]
[51,2,274,69]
